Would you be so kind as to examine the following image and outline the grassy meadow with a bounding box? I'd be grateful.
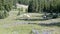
[0,8,60,34]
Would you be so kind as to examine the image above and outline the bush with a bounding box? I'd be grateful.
[0,11,9,19]
[0,0,13,19]
[17,8,20,16]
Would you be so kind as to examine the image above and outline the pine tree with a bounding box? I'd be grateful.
[0,0,13,19]
[28,0,39,13]
[28,0,34,12]
[28,0,60,13]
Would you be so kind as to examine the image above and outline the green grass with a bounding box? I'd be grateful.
[0,10,60,34]
[0,24,60,34]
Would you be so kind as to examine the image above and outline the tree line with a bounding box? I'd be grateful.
[0,0,30,19]
[17,0,30,5]
[28,0,60,13]
[17,0,60,13]
[0,0,13,19]
[0,0,60,19]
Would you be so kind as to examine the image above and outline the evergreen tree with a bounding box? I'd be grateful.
[28,0,39,13]
[28,0,60,13]
[28,0,34,12]
[0,0,13,19]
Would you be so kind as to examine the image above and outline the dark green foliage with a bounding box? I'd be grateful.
[0,0,13,12]
[28,0,34,13]
[28,0,39,13]
[17,0,60,13]
[28,0,60,19]
[17,8,20,16]
[18,0,30,5]
[0,0,13,19]
[13,0,17,9]
[0,11,9,19]
[28,0,60,13]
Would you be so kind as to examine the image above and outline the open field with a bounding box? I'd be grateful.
[0,0,60,34]
[0,9,60,34]
[0,24,60,34]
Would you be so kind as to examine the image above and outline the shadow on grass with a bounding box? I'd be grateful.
[38,22,60,27]
[15,18,60,27]
[28,22,60,27]
[16,19,48,21]
[25,19,48,21]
